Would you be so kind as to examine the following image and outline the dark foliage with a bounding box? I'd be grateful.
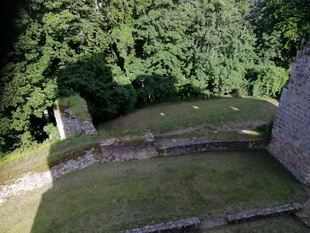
[0,0,307,153]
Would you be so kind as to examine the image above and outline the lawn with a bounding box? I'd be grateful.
[0,97,278,184]
[0,150,305,233]
[99,96,278,135]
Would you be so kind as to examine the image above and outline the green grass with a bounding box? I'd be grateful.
[0,151,305,233]
[0,134,102,184]
[99,96,278,135]
[0,97,277,183]
[55,94,92,121]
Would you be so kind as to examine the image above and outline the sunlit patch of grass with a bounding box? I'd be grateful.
[230,106,239,111]
[240,129,261,136]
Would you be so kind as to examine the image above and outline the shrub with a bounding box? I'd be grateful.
[19,131,38,149]
[43,123,60,141]
[246,65,289,98]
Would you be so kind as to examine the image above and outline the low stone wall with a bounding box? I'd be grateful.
[157,137,267,156]
[119,203,302,233]
[0,149,97,205]
[0,132,267,205]
[226,203,302,223]
[119,218,200,233]
[97,133,267,163]
[98,133,158,162]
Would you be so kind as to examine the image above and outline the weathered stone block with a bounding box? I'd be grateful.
[156,138,267,156]
[98,133,158,163]
[119,218,200,233]
[54,95,96,139]
[226,203,302,223]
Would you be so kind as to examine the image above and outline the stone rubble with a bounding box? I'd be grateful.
[0,149,97,205]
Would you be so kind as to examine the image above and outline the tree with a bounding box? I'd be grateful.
[1,0,303,153]
[251,0,310,67]
[0,0,109,151]
[184,0,256,95]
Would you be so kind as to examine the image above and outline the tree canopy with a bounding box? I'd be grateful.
[0,0,308,153]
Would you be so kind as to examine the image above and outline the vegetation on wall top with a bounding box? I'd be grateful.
[55,94,92,121]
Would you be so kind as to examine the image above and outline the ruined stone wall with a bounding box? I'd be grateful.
[54,95,97,139]
[97,133,267,163]
[54,107,97,139]
[54,107,81,139]
[268,41,310,184]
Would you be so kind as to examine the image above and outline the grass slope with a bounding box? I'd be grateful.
[0,97,277,184]
[99,97,278,135]
[0,151,305,233]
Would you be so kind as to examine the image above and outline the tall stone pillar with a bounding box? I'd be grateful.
[268,41,310,184]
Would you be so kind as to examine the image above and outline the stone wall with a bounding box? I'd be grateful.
[119,203,303,233]
[268,41,310,184]
[97,132,267,163]
[54,95,97,139]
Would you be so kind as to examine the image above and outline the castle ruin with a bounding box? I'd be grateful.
[268,41,310,184]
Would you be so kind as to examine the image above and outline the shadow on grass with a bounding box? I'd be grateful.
[24,49,297,232]
[28,70,301,232]
[30,149,306,232]
[29,49,178,232]
[0,1,304,232]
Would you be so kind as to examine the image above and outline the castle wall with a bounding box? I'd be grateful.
[268,42,310,184]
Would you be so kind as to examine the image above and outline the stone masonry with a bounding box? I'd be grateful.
[53,94,97,139]
[268,41,310,184]
[54,106,96,139]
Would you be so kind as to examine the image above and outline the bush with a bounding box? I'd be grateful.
[43,123,61,141]
[19,131,38,149]
[246,65,289,98]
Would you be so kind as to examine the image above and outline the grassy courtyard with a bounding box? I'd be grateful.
[0,150,305,233]
[99,96,278,135]
[0,96,277,184]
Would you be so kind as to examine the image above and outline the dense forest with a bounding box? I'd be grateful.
[0,0,309,154]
